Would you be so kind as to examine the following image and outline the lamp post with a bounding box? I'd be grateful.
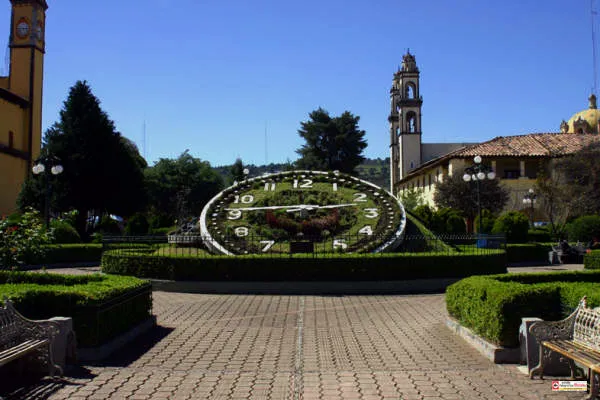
[462,156,496,234]
[32,156,64,228]
[522,188,537,228]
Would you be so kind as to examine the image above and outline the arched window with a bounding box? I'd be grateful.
[405,83,416,99]
[410,161,414,169]
[406,112,417,133]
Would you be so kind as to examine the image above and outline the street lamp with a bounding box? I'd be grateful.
[32,156,64,228]
[522,188,537,228]
[462,156,496,234]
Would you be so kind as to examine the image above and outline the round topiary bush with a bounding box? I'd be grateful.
[492,211,529,243]
[50,219,81,243]
[125,213,149,236]
[474,209,496,234]
[445,214,466,234]
[567,215,600,243]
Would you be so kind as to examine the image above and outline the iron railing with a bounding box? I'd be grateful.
[102,233,506,258]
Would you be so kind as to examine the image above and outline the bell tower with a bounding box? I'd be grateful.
[389,50,423,194]
[7,0,48,165]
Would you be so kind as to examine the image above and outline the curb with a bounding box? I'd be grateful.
[446,317,520,364]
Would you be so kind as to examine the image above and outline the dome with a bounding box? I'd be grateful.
[564,94,600,134]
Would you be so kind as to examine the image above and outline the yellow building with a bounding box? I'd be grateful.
[0,0,47,216]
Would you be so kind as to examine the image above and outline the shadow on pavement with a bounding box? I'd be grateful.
[84,325,174,368]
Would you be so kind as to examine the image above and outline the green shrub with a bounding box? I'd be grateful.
[1,209,51,270]
[527,228,552,243]
[446,270,600,347]
[506,243,553,263]
[25,244,103,265]
[149,227,173,235]
[474,210,496,234]
[149,214,173,230]
[50,219,81,244]
[430,208,465,234]
[0,271,151,347]
[125,213,149,235]
[567,215,600,242]
[584,250,600,269]
[445,214,466,234]
[101,250,507,281]
[412,205,434,227]
[96,215,122,235]
[492,211,530,243]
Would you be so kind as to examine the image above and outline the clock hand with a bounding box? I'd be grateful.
[224,203,358,212]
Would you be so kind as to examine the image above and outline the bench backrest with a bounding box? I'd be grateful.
[573,306,600,352]
[0,301,24,349]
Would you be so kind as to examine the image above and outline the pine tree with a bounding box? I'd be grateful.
[295,108,367,173]
[19,81,147,235]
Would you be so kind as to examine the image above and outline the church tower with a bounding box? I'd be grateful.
[389,50,423,194]
[7,0,47,162]
[0,0,47,214]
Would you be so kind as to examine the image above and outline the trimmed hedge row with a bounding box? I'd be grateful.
[0,271,152,347]
[101,250,507,281]
[25,244,103,265]
[505,243,554,264]
[446,270,600,348]
[584,250,600,269]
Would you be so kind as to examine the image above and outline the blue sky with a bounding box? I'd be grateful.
[0,0,595,167]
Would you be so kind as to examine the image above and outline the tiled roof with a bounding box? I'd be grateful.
[454,133,600,157]
[397,133,600,184]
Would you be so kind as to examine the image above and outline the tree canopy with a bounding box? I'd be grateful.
[18,80,147,235]
[144,150,224,223]
[295,108,367,173]
[433,170,508,231]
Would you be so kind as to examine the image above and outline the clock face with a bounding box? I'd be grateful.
[16,19,30,39]
[199,170,406,255]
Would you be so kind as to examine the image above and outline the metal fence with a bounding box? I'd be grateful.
[102,233,506,258]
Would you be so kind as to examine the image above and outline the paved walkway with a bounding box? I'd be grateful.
[2,264,591,399]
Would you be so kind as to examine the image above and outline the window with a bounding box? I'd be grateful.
[8,131,14,148]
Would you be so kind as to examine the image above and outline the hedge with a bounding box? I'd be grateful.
[101,249,507,281]
[505,243,553,264]
[585,250,600,269]
[23,244,103,265]
[446,270,600,347]
[0,271,152,347]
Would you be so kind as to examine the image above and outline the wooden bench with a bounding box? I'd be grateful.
[0,298,62,377]
[529,296,600,399]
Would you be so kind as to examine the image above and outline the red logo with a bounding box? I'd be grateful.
[552,381,560,391]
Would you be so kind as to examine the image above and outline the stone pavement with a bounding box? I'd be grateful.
[2,285,590,399]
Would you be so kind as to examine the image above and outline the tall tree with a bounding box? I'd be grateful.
[144,150,223,223]
[18,81,147,235]
[229,158,245,184]
[296,108,367,173]
[433,170,508,232]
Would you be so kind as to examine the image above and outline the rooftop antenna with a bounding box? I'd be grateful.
[592,0,598,95]
[264,121,268,166]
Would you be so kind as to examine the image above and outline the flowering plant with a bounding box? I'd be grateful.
[0,209,51,270]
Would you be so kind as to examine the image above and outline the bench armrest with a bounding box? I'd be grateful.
[529,298,587,342]
[529,315,576,342]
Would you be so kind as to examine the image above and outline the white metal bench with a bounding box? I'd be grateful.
[0,298,62,377]
[529,296,600,399]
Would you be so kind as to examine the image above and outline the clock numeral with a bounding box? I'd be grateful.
[332,183,338,192]
[333,239,348,250]
[234,194,254,204]
[293,179,313,188]
[364,208,379,218]
[264,182,276,191]
[260,240,275,252]
[358,225,373,236]
[234,227,249,237]
[353,193,367,202]
[227,210,242,220]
